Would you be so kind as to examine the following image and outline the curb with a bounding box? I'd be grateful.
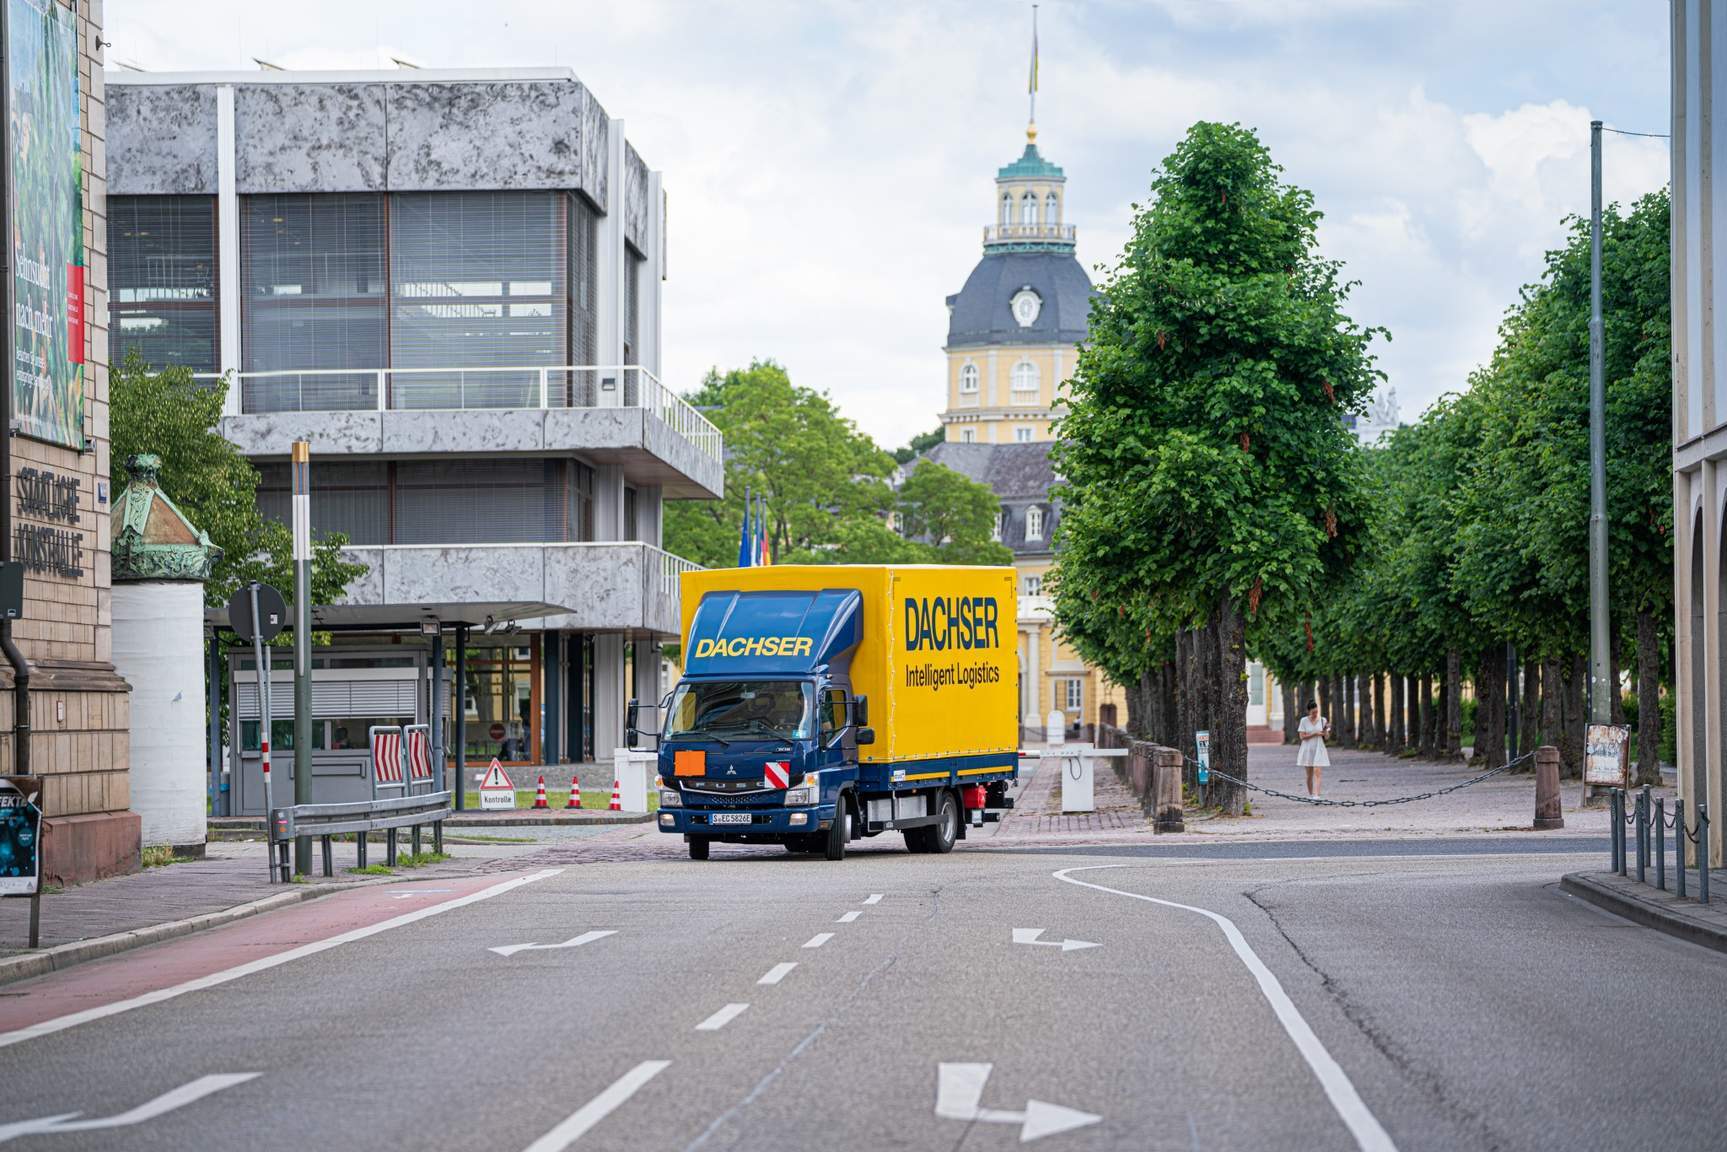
[1560,872,1727,955]
[209,812,651,836]
[0,877,387,988]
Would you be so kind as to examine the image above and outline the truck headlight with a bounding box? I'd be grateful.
[658,788,682,808]
[782,774,820,806]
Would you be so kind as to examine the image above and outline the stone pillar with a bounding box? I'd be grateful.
[1152,746,1184,833]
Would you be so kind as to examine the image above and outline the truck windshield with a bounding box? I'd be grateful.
[664,681,814,742]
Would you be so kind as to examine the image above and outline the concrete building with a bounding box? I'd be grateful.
[1669,0,1725,868]
[105,68,720,807]
[2,0,135,883]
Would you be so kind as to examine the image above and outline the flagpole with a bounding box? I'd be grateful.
[1029,4,1039,128]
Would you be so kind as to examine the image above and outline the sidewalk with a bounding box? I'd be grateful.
[1561,869,1727,954]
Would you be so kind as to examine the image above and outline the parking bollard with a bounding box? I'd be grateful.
[1153,747,1184,834]
[1655,798,1665,891]
[1676,799,1687,899]
[1701,808,1711,905]
[1533,746,1563,830]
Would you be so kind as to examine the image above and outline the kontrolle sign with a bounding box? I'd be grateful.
[7,0,85,449]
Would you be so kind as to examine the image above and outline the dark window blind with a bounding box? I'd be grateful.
[241,193,386,413]
[256,461,388,546]
[110,195,219,373]
[390,191,567,409]
[394,459,569,545]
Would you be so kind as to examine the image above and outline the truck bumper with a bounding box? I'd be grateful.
[659,804,837,839]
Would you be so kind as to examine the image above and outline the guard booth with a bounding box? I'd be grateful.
[228,649,428,815]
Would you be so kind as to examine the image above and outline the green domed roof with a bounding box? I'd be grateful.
[996,141,1064,182]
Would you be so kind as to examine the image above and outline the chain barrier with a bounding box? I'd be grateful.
[1612,785,1709,904]
[1183,747,1540,809]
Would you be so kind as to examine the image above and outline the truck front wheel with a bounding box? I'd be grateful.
[688,837,711,861]
[824,799,849,861]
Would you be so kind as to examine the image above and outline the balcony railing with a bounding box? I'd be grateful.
[984,222,1077,245]
[205,365,722,463]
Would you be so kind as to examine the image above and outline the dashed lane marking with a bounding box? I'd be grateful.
[836,911,862,923]
[694,1003,750,1032]
[1053,864,1398,1152]
[521,1060,669,1152]
[0,869,563,1051]
[757,963,797,985]
[802,933,834,949]
[863,894,883,905]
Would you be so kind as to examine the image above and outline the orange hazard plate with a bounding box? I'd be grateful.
[674,750,707,777]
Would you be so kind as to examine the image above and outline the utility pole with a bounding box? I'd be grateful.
[291,440,313,874]
[1587,120,1612,725]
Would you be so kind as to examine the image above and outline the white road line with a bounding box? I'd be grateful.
[1053,865,1398,1152]
[836,910,862,923]
[694,1003,750,1032]
[863,893,883,905]
[757,962,797,985]
[521,1060,670,1152]
[0,869,564,1051]
[802,932,834,949]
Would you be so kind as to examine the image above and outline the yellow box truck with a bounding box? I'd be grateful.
[634,565,1019,860]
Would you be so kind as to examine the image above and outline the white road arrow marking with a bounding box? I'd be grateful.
[863,893,883,905]
[1012,928,1101,952]
[489,930,616,958]
[0,1074,259,1143]
[935,1063,1101,1144]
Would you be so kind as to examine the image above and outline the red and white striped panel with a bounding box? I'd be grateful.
[764,761,790,789]
[371,729,404,784]
[405,726,433,781]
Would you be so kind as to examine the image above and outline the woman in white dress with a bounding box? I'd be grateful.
[1296,700,1330,798]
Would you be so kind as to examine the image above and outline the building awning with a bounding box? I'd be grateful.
[203,599,563,632]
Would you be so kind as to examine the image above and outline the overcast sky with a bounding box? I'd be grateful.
[107,0,1671,450]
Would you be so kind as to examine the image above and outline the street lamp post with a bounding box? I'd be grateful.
[1587,120,1612,725]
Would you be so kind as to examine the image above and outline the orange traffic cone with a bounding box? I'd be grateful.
[565,775,582,810]
[532,775,549,810]
[608,779,622,811]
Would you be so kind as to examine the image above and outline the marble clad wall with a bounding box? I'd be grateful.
[107,84,217,194]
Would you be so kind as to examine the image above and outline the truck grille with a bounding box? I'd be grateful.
[685,790,778,808]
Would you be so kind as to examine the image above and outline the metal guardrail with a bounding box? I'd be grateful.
[268,791,451,881]
[1611,786,1709,904]
[199,363,724,464]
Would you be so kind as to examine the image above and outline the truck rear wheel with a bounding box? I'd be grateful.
[929,790,959,854]
[688,837,710,861]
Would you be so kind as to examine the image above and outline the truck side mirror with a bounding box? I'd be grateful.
[626,699,640,749]
[852,695,869,727]
[856,727,875,746]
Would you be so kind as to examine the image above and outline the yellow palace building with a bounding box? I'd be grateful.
[921,119,1124,738]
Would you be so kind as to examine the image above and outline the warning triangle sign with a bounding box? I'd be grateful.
[479,759,515,791]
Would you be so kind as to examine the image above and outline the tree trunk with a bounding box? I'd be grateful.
[1444,650,1463,760]
[1416,673,1433,757]
[1635,610,1662,786]
[1343,675,1358,746]
[1369,673,1384,749]
[1521,660,1541,760]
[1281,679,1298,745]
[1175,630,1194,762]
[1562,652,1587,780]
[1473,648,1506,767]
[1160,659,1180,749]
[1214,595,1250,816]
[1317,677,1333,738]
[1609,629,1626,727]
[1389,672,1405,752]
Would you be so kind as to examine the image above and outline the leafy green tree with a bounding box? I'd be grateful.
[666,362,1008,568]
[1055,122,1383,811]
[110,353,366,612]
[892,426,947,465]
[896,461,1012,566]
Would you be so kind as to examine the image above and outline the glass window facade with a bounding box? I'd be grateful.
[390,191,568,408]
[241,193,387,412]
[257,461,389,546]
[454,639,539,764]
[110,195,219,373]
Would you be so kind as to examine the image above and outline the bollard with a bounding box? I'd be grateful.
[1152,746,1185,834]
[1609,789,1622,873]
[1636,787,1648,883]
[1701,807,1711,905]
[1675,799,1687,899]
[1533,745,1563,830]
[1655,797,1665,891]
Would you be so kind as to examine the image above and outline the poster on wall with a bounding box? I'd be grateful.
[0,776,42,895]
[7,0,85,449]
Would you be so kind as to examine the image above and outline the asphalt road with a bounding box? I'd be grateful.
[0,836,1722,1151]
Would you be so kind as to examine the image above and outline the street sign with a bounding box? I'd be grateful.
[227,582,286,644]
[1195,730,1211,786]
[478,759,516,810]
[0,776,42,895]
[1584,724,1630,788]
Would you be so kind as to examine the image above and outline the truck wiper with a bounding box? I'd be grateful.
[748,719,800,742]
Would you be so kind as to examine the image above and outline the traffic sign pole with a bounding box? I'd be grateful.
[248,582,274,880]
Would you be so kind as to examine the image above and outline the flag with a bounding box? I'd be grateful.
[759,493,771,566]
[738,486,753,568]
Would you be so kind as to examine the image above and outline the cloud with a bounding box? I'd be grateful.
[101,0,1668,443]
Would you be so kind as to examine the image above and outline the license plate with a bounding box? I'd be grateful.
[710,813,752,825]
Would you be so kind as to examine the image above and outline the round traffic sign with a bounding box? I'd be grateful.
[488,722,507,742]
[227,582,288,644]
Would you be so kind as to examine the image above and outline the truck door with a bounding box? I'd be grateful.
[818,686,854,770]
